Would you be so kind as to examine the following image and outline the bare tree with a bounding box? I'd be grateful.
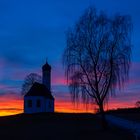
[63,7,132,128]
[21,73,42,95]
[136,101,140,108]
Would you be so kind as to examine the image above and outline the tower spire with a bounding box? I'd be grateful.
[42,61,51,91]
[46,57,48,64]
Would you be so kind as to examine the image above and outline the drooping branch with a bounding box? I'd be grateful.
[63,7,132,115]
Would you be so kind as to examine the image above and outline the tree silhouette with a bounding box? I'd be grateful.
[63,7,132,128]
[22,73,42,95]
[136,101,140,108]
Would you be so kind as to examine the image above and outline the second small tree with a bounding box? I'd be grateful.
[22,73,42,95]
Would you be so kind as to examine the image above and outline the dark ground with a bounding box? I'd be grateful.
[107,108,140,123]
[0,113,134,140]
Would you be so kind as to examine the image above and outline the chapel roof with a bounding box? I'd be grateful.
[24,82,54,100]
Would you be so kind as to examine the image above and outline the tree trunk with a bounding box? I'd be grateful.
[99,103,108,129]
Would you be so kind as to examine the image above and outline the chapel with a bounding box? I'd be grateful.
[24,62,54,113]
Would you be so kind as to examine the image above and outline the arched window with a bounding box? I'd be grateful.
[27,100,32,108]
[36,99,41,108]
[48,101,51,108]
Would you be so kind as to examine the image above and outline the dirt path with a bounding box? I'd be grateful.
[106,115,140,139]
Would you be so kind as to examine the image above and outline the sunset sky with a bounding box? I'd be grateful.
[0,0,140,116]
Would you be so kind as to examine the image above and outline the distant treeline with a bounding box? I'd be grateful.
[106,107,140,114]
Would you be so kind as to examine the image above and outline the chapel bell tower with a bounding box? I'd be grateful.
[42,61,51,91]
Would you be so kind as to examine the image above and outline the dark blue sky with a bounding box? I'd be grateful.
[0,0,140,112]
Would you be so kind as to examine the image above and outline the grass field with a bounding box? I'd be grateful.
[0,113,134,140]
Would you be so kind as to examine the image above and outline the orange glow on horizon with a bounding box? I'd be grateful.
[0,95,136,116]
[55,100,95,113]
[0,96,23,116]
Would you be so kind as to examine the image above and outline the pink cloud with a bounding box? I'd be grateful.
[52,77,67,85]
